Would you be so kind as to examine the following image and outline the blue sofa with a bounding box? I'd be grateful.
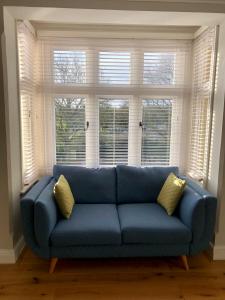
[21,165,217,272]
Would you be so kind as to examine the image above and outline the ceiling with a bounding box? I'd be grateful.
[6,7,225,27]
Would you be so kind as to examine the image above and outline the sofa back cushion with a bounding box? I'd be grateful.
[53,165,116,204]
[116,165,179,204]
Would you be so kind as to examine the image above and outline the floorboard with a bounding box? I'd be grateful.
[0,248,224,299]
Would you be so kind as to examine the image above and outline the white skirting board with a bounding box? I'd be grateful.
[204,242,225,260]
[213,245,225,260]
[0,236,25,264]
[0,239,224,261]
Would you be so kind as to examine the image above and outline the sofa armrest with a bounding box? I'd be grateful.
[177,177,217,254]
[34,179,58,247]
[21,176,53,258]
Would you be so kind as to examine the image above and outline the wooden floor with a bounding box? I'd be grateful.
[0,248,225,299]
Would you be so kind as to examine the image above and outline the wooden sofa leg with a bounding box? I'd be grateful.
[180,255,189,271]
[49,257,58,273]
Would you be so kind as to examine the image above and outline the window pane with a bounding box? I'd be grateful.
[53,51,86,84]
[143,53,175,85]
[141,99,172,166]
[55,97,86,165]
[99,52,131,84]
[99,98,129,165]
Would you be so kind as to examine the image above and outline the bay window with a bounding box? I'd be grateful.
[17,21,217,186]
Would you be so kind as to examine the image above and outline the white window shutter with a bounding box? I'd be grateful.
[17,22,44,185]
[141,99,172,166]
[188,27,217,183]
[99,97,129,166]
[55,97,86,165]
[99,51,131,85]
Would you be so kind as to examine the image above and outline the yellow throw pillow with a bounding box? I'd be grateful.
[157,173,186,216]
[53,175,74,219]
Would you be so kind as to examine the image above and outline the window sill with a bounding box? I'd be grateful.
[20,180,38,197]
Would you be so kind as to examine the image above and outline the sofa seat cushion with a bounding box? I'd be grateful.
[51,204,121,246]
[118,203,191,245]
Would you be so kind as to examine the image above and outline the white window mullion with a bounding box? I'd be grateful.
[169,96,182,167]
[41,43,57,174]
[128,49,143,166]
[86,49,99,167]
[178,46,192,173]
[86,95,99,167]
[128,97,142,166]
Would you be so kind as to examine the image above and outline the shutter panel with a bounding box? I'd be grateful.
[99,51,131,85]
[99,98,129,165]
[55,97,86,165]
[141,99,172,166]
[17,22,41,185]
[53,50,86,85]
[143,52,175,85]
[188,27,217,182]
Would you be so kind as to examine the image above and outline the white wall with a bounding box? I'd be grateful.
[0,8,23,259]
[0,7,13,251]
[207,23,225,195]
[3,8,23,245]
[208,20,225,258]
